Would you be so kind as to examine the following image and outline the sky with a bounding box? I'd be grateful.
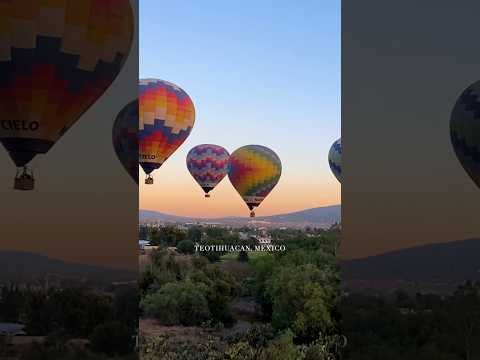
[139,0,341,217]
[342,0,480,259]
[0,0,139,270]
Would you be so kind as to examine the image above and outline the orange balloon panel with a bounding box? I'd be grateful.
[139,79,195,175]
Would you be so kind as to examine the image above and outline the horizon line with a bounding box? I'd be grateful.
[139,203,342,220]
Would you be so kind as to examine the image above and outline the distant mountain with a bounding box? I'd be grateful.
[139,210,191,223]
[139,205,340,227]
[342,239,480,292]
[0,251,136,284]
[256,205,340,224]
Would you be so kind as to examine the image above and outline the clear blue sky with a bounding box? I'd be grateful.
[139,0,341,216]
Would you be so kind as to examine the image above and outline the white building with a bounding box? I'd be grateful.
[139,240,151,250]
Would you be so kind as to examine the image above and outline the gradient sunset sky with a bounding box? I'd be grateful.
[139,0,340,217]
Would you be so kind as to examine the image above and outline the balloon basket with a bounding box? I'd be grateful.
[14,168,35,191]
[250,211,255,218]
[145,176,153,185]
[205,194,210,198]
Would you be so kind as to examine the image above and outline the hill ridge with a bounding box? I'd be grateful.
[0,251,136,283]
[139,205,341,226]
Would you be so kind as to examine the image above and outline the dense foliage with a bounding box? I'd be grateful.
[342,282,480,360]
[0,285,138,357]
[140,225,344,359]
[140,248,238,326]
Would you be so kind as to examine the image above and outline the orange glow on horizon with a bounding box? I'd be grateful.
[139,162,340,218]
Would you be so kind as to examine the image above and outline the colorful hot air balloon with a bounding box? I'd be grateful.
[113,100,138,184]
[328,138,342,183]
[228,145,282,217]
[139,79,195,184]
[186,144,230,198]
[450,81,480,189]
[0,0,134,190]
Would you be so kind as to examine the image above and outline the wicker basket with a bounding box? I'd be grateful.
[14,177,34,190]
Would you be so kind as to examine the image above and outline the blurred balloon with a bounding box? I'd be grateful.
[113,100,138,184]
[187,144,230,198]
[228,145,282,217]
[0,0,134,190]
[328,138,342,183]
[139,79,195,184]
[450,81,480,189]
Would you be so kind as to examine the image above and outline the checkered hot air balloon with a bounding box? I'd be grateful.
[328,138,342,183]
[450,81,480,189]
[113,100,138,185]
[139,79,195,184]
[0,0,134,190]
[187,144,230,198]
[228,145,282,217]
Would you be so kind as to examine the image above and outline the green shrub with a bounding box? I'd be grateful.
[141,281,210,326]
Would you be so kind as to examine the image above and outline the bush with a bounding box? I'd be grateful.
[189,266,238,325]
[141,281,210,326]
[259,330,301,360]
[265,264,335,340]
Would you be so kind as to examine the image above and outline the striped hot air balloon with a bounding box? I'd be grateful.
[228,145,282,217]
[187,144,230,198]
[0,0,134,190]
[139,79,195,184]
[113,100,138,185]
[450,81,480,189]
[328,138,342,183]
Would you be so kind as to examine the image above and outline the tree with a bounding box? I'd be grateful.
[90,321,134,356]
[189,266,238,325]
[449,281,480,360]
[114,286,139,331]
[0,285,25,322]
[150,226,186,246]
[201,236,227,262]
[177,239,195,254]
[141,281,210,326]
[265,264,336,340]
[187,226,202,242]
[139,225,149,240]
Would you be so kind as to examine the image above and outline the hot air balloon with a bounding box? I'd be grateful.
[228,145,282,217]
[450,81,480,189]
[139,79,195,184]
[113,100,138,184]
[186,144,230,198]
[328,138,342,183]
[0,0,134,190]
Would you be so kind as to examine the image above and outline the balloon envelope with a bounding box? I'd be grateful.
[228,145,282,212]
[328,138,342,183]
[0,0,134,167]
[139,79,195,177]
[113,100,138,184]
[450,81,480,189]
[187,144,230,195]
